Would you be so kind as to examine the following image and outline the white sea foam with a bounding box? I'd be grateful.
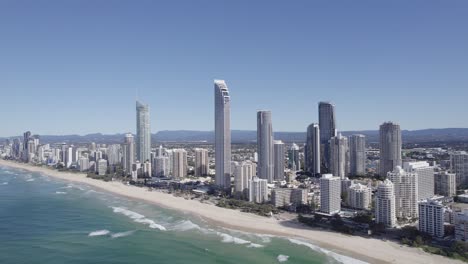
[88,230,110,237]
[288,238,369,264]
[111,230,135,238]
[216,232,264,248]
[111,207,167,231]
[171,220,202,231]
[277,255,289,262]
[1,182,8,185]
[55,191,67,194]
[26,179,35,182]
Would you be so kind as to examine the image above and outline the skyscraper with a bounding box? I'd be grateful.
[319,174,341,215]
[376,179,397,228]
[418,199,445,238]
[194,148,209,177]
[387,166,418,220]
[329,133,348,179]
[349,134,366,176]
[318,102,336,172]
[122,134,135,175]
[379,122,402,177]
[233,161,254,197]
[172,149,187,178]
[434,171,456,197]
[257,110,274,183]
[403,161,434,201]
[214,80,231,189]
[288,143,300,171]
[305,123,320,175]
[273,140,285,181]
[450,151,468,187]
[136,101,151,163]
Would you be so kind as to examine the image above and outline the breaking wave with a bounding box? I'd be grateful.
[55,191,67,194]
[277,255,289,262]
[111,230,135,239]
[111,207,167,231]
[217,232,264,248]
[288,238,368,264]
[88,230,110,237]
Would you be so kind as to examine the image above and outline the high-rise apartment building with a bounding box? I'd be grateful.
[376,179,397,228]
[288,143,300,171]
[418,199,445,238]
[349,134,366,176]
[403,161,434,200]
[136,101,151,163]
[329,134,348,179]
[248,177,268,203]
[257,110,274,183]
[450,151,468,187]
[434,171,457,197]
[387,166,418,219]
[214,80,231,189]
[319,102,336,172]
[273,140,285,181]
[305,123,320,175]
[122,134,135,175]
[172,149,187,178]
[194,148,209,176]
[379,122,402,177]
[319,174,341,215]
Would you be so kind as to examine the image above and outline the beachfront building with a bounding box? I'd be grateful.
[376,179,397,228]
[434,171,457,197]
[194,148,209,177]
[172,149,187,178]
[97,159,107,176]
[154,156,170,177]
[347,183,372,210]
[319,174,341,215]
[387,166,419,220]
[78,157,90,172]
[233,161,255,197]
[249,177,268,204]
[403,161,434,201]
[271,188,308,208]
[122,134,135,176]
[214,80,232,190]
[418,199,445,238]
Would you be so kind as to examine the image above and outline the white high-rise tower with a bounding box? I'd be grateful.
[214,80,231,190]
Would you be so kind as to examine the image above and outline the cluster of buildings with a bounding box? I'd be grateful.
[2,79,468,244]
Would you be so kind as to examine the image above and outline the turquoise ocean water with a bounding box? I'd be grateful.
[0,166,364,264]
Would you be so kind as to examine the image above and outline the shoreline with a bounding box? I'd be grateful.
[0,159,463,264]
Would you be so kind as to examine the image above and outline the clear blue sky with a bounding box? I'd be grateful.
[1,0,467,137]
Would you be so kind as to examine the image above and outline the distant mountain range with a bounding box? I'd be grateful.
[2,128,468,144]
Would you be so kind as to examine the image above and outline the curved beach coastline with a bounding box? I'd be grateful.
[0,159,462,264]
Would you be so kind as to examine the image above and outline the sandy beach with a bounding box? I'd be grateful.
[0,159,463,264]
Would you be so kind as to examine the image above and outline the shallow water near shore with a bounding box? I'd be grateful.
[0,166,364,264]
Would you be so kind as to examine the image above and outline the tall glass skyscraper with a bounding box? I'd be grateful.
[214,80,231,189]
[379,122,402,177]
[305,123,321,175]
[318,102,336,172]
[257,110,274,183]
[136,101,151,163]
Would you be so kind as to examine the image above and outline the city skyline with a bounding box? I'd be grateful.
[1,1,468,137]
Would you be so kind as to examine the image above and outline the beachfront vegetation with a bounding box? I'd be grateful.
[216,198,280,217]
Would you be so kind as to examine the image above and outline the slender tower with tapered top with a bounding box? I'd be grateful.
[214,80,231,190]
